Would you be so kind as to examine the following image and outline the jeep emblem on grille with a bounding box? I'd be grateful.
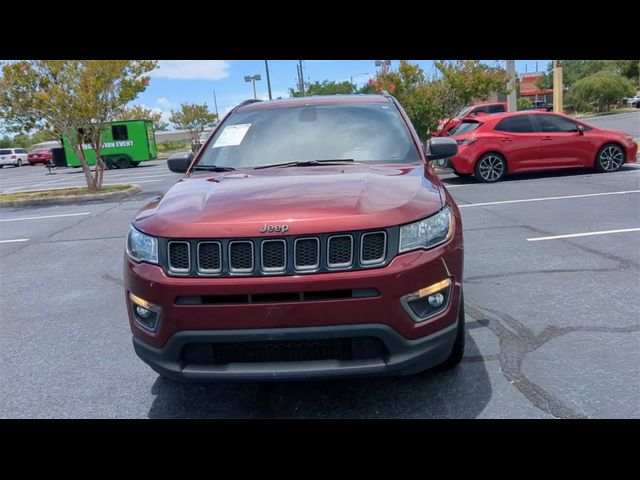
[259,224,289,234]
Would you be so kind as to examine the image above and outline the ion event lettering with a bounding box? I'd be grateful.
[82,140,134,150]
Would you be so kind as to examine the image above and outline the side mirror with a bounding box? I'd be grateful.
[167,152,193,173]
[577,125,585,136]
[425,137,458,161]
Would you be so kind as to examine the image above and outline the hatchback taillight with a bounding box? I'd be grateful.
[10,155,16,159]
[456,137,478,146]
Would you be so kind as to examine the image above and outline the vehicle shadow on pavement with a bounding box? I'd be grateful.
[440,165,638,186]
[146,335,492,419]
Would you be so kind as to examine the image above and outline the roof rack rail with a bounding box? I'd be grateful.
[237,99,263,107]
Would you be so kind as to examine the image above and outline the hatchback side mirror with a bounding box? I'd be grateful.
[425,137,458,161]
[167,152,193,173]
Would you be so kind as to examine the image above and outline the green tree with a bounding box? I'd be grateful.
[0,135,12,148]
[169,103,217,148]
[119,105,168,131]
[289,80,357,97]
[517,97,533,111]
[567,70,636,113]
[367,60,510,138]
[0,60,157,191]
[536,60,640,91]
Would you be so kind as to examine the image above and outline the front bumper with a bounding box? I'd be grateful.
[133,321,459,381]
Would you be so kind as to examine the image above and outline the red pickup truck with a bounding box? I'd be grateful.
[124,94,466,382]
[434,102,508,137]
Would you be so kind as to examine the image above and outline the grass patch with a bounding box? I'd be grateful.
[0,183,134,203]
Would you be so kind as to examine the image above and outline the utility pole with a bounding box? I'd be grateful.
[553,60,563,114]
[264,60,272,100]
[298,60,304,96]
[506,60,517,112]
[213,89,219,121]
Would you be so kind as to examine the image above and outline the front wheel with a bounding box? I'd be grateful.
[474,153,506,182]
[595,144,625,173]
[15,159,23,167]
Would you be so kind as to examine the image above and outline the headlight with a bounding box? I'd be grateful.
[126,226,158,264]
[399,207,453,253]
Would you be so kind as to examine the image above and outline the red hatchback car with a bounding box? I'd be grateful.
[27,148,54,165]
[447,111,638,182]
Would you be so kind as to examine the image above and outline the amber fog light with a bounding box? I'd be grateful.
[401,278,452,323]
[129,292,161,332]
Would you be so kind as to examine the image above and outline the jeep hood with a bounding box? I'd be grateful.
[134,164,444,238]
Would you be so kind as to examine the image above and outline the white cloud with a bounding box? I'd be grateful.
[151,60,230,81]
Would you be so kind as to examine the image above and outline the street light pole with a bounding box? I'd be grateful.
[265,60,272,100]
[244,74,262,100]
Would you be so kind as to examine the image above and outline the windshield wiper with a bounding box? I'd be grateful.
[254,159,356,170]
[192,165,237,172]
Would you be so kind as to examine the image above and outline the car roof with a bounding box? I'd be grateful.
[236,94,392,112]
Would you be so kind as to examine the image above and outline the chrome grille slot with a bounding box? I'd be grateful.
[197,241,222,274]
[168,241,191,273]
[327,235,353,269]
[229,241,254,273]
[261,239,286,273]
[361,232,387,265]
[294,237,320,271]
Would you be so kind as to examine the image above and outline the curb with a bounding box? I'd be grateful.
[0,184,141,209]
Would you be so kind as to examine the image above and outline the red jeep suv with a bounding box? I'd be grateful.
[124,94,464,381]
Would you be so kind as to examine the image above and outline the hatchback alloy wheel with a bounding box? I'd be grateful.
[597,145,624,172]
[475,154,506,182]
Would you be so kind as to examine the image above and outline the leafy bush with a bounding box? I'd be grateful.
[567,71,636,113]
[517,98,533,110]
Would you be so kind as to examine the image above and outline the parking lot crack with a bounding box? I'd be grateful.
[465,302,588,419]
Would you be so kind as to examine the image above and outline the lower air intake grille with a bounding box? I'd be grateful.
[182,337,386,365]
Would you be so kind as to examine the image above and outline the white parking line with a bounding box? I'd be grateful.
[458,190,640,208]
[0,238,29,244]
[0,212,91,223]
[5,179,166,192]
[527,227,640,242]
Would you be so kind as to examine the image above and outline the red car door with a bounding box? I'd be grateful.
[492,114,542,172]
[533,114,593,168]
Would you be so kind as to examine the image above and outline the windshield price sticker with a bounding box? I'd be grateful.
[213,124,251,148]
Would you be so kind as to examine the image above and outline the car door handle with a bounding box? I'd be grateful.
[542,136,554,141]
[499,138,512,142]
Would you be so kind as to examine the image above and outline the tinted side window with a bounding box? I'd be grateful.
[494,115,536,133]
[488,105,505,114]
[17,149,27,154]
[112,125,129,141]
[537,115,579,133]
[0,149,11,155]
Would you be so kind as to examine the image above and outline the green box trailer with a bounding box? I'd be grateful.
[61,119,157,169]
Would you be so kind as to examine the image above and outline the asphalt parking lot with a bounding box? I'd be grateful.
[1,158,639,419]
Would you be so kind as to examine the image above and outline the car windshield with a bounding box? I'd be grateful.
[455,106,471,119]
[195,103,420,169]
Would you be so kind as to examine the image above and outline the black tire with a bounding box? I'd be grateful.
[595,143,625,173]
[0,165,3,169]
[130,161,140,167]
[15,159,22,167]
[474,153,506,183]
[117,156,131,169]
[436,290,466,370]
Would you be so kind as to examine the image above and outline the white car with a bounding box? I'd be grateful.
[626,95,640,106]
[0,147,29,168]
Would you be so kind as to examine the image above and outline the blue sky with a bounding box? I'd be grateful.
[139,60,551,128]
